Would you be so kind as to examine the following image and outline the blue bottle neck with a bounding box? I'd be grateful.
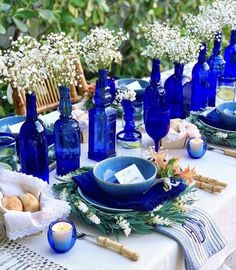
[230,29,236,45]
[174,63,184,78]
[94,69,111,107]
[150,59,161,84]
[59,86,72,118]
[212,32,222,55]
[122,99,135,132]
[26,92,38,121]
[198,43,207,63]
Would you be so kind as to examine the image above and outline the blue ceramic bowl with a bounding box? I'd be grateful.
[0,116,54,150]
[216,102,236,127]
[93,156,157,196]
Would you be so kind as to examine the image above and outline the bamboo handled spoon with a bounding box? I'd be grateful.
[76,231,140,261]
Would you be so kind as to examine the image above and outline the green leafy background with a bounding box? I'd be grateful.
[0,0,227,116]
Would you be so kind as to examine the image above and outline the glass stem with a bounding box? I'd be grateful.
[155,141,159,152]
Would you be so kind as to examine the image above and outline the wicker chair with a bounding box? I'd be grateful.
[12,61,91,115]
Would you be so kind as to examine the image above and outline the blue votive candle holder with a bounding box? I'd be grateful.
[186,137,207,159]
[47,219,76,253]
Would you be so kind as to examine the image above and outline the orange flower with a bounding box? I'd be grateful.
[152,151,168,169]
[177,166,196,184]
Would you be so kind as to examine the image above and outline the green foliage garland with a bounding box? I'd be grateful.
[53,167,196,237]
[188,111,236,148]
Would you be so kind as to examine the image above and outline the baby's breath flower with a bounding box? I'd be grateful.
[79,27,128,71]
[215,132,228,139]
[166,35,199,64]
[151,215,173,226]
[116,86,136,102]
[116,217,131,237]
[141,22,180,59]
[87,213,101,224]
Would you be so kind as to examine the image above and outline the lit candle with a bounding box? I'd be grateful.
[48,220,76,253]
[187,137,206,158]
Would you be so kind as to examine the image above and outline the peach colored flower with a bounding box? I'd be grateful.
[152,151,168,169]
[177,166,196,184]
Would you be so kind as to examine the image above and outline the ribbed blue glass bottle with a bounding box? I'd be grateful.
[207,32,225,106]
[164,63,189,119]
[54,86,81,176]
[117,100,142,156]
[224,29,236,78]
[144,59,170,152]
[19,92,49,182]
[191,43,210,111]
[88,69,117,161]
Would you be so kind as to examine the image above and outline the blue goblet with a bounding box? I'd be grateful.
[145,107,170,152]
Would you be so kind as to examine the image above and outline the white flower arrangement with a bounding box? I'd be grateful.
[40,32,80,86]
[0,51,8,85]
[184,0,235,42]
[2,36,46,91]
[166,34,199,64]
[184,12,219,42]
[78,27,128,71]
[141,22,180,59]
[115,216,132,237]
[116,85,136,103]
[201,0,235,30]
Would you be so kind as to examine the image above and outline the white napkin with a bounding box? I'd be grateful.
[0,169,71,240]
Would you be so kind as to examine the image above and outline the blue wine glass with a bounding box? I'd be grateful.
[145,107,170,152]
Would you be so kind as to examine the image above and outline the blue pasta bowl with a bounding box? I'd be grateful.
[93,156,157,196]
[216,102,236,127]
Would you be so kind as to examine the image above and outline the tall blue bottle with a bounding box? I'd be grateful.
[54,86,81,176]
[144,59,170,152]
[207,32,225,106]
[191,43,210,111]
[88,69,117,161]
[20,92,49,182]
[224,29,236,78]
[164,63,189,119]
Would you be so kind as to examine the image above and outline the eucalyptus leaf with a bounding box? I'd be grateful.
[15,9,34,19]
[0,3,11,12]
[12,17,28,32]
[0,24,6,34]
[39,9,57,22]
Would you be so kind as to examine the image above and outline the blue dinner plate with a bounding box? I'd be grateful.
[77,186,133,213]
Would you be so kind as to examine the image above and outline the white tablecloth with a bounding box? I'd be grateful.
[17,130,236,270]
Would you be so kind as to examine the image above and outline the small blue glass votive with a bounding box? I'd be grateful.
[47,219,76,253]
[186,137,207,159]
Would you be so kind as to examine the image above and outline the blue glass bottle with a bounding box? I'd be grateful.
[19,92,49,182]
[54,86,81,176]
[144,59,170,152]
[117,100,142,156]
[164,63,189,119]
[224,29,236,78]
[207,32,225,106]
[191,43,210,111]
[88,69,117,161]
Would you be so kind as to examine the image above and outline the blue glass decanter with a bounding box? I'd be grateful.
[144,59,170,152]
[117,100,142,156]
[207,32,226,106]
[224,29,236,78]
[54,86,81,176]
[88,69,117,161]
[20,92,49,182]
[164,63,190,119]
[191,43,210,111]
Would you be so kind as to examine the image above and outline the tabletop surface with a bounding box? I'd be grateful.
[16,130,236,270]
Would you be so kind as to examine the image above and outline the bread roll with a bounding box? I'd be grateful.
[1,196,23,211]
[19,192,40,212]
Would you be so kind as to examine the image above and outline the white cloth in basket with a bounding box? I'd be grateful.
[0,169,71,240]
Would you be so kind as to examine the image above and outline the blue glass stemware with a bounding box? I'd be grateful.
[144,59,170,152]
